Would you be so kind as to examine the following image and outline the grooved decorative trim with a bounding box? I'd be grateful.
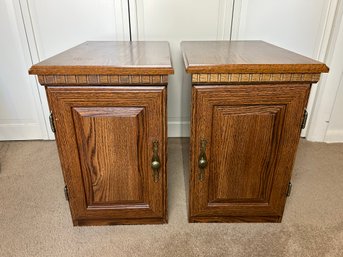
[38,75,168,85]
[192,73,321,84]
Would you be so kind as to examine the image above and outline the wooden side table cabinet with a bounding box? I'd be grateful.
[30,41,173,225]
[181,41,329,222]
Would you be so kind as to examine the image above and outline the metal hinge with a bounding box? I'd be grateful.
[301,109,308,129]
[64,185,69,201]
[286,182,292,197]
[49,112,56,133]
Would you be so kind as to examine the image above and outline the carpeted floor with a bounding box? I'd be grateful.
[0,138,342,257]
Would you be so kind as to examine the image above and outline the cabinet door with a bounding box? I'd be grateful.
[47,86,166,225]
[190,85,310,222]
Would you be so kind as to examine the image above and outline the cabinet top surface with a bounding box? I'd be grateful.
[29,41,174,75]
[181,41,329,74]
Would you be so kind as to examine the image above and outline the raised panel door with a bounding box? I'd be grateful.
[47,86,167,225]
[72,107,146,207]
[190,85,310,222]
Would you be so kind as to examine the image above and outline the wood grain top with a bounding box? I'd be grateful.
[29,41,174,75]
[181,41,329,74]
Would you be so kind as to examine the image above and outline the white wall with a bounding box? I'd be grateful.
[306,0,343,143]
[0,0,47,140]
[6,0,234,139]
[26,0,119,59]
[0,0,130,141]
[321,10,343,142]
[327,80,343,142]
[131,0,234,137]
[2,0,342,141]
[233,0,333,138]
[234,0,330,57]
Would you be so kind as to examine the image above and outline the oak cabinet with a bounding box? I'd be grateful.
[190,85,309,222]
[181,41,328,222]
[30,41,173,225]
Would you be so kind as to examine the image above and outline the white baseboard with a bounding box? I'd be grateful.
[0,123,43,141]
[325,130,343,143]
[168,121,190,137]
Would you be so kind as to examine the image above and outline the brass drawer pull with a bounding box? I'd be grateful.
[198,139,208,181]
[151,141,161,182]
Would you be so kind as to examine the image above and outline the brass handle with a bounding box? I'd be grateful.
[198,139,208,181]
[151,141,161,182]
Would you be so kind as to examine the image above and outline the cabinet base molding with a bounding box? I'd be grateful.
[189,216,282,223]
[74,217,168,226]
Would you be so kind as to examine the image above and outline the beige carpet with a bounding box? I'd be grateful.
[0,139,342,257]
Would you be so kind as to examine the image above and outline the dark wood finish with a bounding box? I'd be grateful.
[182,41,328,223]
[29,41,174,75]
[30,41,172,226]
[181,41,329,74]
